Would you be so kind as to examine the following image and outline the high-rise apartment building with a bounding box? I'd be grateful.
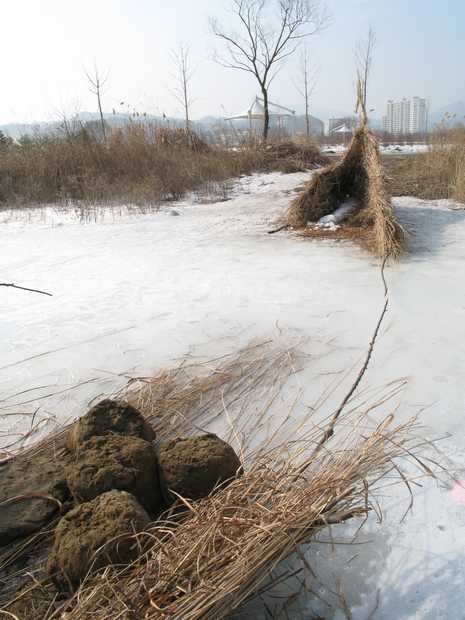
[382,97,428,134]
[410,97,428,133]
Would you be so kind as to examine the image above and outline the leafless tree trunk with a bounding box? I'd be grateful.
[295,46,317,137]
[356,26,375,118]
[211,0,330,141]
[85,63,109,141]
[171,44,194,131]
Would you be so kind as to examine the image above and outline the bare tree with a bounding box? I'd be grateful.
[211,0,329,141]
[171,44,194,131]
[356,26,375,119]
[84,62,109,141]
[294,45,317,137]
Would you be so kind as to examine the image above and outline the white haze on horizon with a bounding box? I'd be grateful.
[1,0,464,126]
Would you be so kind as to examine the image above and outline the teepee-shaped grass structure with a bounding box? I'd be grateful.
[285,80,407,260]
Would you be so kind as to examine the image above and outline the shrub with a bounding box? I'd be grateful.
[0,125,324,208]
[387,125,465,202]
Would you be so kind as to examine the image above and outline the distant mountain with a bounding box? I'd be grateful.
[0,112,181,139]
[0,122,51,139]
[430,101,465,127]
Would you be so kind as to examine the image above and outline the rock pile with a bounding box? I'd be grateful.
[66,434,163,512]
[45,399,241,592]
[159,434,242,503]
[47,490,150,592]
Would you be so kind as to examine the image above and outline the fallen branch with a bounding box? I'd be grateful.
[0,283,52,297]
[0,493,63,514]
[310,258,389,459]
[267,224,290,235]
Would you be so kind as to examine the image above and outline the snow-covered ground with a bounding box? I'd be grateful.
[2,171,465,618]
[322,143,430,155]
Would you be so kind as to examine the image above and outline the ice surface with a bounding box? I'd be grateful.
[1,172,465,618]
[322,143,429,155]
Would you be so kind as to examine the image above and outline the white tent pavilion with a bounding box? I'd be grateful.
[226,96,296,133]
[332,124,353,134]
[331,123,355,145]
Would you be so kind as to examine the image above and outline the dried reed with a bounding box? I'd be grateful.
[46,404,425,620]
[0,339,431,619]
[284,77,407,260]
[285,126,407,260]
[0,125,324,208]
[0,340,299,597]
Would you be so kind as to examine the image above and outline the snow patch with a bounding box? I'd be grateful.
[1,174,465,618]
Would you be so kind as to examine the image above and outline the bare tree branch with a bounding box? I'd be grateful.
[84,61,109,141]
[0,283,53,296]
[171,44,195,130]
[356,26,375,120]
[294,45,318,136]
[210,0,330,140]
[310,257,389,460]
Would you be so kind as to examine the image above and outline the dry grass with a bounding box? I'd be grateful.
[285,126,407,260]
[0,342,431,620]
[0,340,299,604]
[386,126,465,202]
[45,397,425,620]
[0,339,433,620]
[0,125,324,208]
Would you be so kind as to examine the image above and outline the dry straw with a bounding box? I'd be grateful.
[52,413,425,620]
[284,81,407,260]
[0,336,433,619]
[0,340,299,603]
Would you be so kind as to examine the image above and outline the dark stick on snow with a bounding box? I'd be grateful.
[0,283,53,297]
[307,256,389,462]
[267,224,290,235]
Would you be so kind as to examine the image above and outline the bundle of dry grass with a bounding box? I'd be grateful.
[35,405,425,620]
[154,127,210,153]
[387,125,465,202]
[0,340,298,603]
[284,106,407,260]
[0,125,242,207]
[0,337,431,619]
[260,139,328,173]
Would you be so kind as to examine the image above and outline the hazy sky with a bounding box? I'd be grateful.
[1,0,464,124]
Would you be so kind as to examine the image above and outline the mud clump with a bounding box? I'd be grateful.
[47,490,150,592]
[67,399,155,453]
[0,452,70,547]
[66,435,164,514]
[158,433,242,503]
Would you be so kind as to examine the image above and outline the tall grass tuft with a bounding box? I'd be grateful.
[0,124,324,208]
[387,125,465,202]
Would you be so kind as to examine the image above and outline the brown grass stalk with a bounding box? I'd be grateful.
[46,411,424,620]
[0,125,324,209]
[284,125,407,260]
[0,339,433,619]
[386,125,465,202]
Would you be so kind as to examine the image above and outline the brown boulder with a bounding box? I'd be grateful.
[0,451,70,547]
[158,434,241,503]
[47,490,150,592]
[66,435,164,514]
[67,399,155,453]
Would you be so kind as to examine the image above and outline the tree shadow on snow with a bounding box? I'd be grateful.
[394,203,465,259]
[366,530,465,618]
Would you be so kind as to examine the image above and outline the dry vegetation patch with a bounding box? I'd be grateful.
[386,127,465,202]
[284,125,406,259]
[0,126,324,208]
[0,340,432,619]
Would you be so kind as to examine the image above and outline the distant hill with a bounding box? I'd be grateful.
[430,101,465,127]
[1,110,328,138]
[5,103,462,138]
[0,112,175,139]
